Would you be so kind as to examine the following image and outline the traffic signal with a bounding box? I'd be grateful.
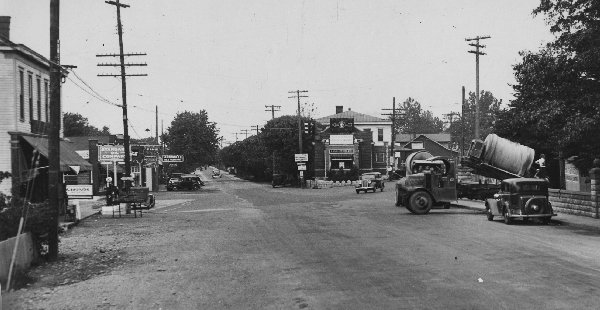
[304,121,310,134]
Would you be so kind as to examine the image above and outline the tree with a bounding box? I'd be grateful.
[395,97,444,135]
[162,110,220,172]
[63,112,110,136]
[493,0,600,171]
[449,90,502,152]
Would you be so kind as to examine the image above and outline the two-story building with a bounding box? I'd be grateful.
[0,16,91,201]
[313,106,393,177]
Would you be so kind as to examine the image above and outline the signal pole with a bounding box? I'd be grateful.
[240,129,250,139]
[265,105,281,119]
[99,0,147,190]
[466,35,490,140]
[251,125,259,135]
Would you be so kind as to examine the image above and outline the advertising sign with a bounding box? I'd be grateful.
[295,153,308,162]
[98,145,125,163]
[297,163,307,171]
[66,184,93,199]
[329,118,354,134]
[329,135,354,145]
[162,154,184,163]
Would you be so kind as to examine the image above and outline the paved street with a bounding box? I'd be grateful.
[4,170,600,309]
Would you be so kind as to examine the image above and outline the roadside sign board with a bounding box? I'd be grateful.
[162,154,184,163]
[99,145,125,162]
[297,163,307,171]
[66,184,93,199]
[295,153,308,162]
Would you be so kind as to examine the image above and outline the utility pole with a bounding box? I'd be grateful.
[99,0,147,191]
[265,105,281,119]
[240,129,250,139]
[466,35,490,140]
[155,105,158,144]
[47,0,61,261]
[251,125,259,136]
[288,90,308,153]
[382,97,404,169]
[461,86,466,156]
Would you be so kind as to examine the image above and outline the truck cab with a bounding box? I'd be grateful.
[395,152,457,214]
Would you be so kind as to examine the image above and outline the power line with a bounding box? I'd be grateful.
[265,105,281,119]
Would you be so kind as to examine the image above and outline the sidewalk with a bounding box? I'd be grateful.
[453,198,600,229]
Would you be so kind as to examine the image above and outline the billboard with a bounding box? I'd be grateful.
[162,154,184,163]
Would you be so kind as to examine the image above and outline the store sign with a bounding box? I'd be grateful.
[98,145,125,162]
[329,135,354,145]
[162,154,184,163]
[330,118,354,134]
[66,184,93,199]
[329,149,354,154]
[295,153,308,162]
[297,163,307,171]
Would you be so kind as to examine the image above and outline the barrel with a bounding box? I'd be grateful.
[482,134,535,177]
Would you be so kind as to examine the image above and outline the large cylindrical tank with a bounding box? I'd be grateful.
[405,150,433,175]
[482,134,535,177]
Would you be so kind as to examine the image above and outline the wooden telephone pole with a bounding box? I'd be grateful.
[98,0,147,189]
[382,97,404,169]
[265,105,281,119]
[466,35,490,140]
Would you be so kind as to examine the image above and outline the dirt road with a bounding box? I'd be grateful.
[4,171,600,309]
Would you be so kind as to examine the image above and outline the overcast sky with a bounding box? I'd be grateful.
[3,0,554,144]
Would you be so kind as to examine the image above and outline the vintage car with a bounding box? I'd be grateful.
[356,172,384,194]
[485,178,556,224]
[212,169,222,178]
[167,175,203,191]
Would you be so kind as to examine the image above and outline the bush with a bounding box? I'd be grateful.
[0,199,55,258]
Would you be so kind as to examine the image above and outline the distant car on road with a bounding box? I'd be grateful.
[212,169,222,178]
[167,175,204,191]
[356,172,384,194]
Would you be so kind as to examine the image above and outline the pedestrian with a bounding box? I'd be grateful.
[535,154,547,179]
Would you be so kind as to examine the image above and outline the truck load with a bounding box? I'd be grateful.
[462,134,536,180]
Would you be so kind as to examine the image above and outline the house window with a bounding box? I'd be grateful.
[411,142,424,149]
[36,78,41,120]
[44,80,49,122]
[375,153,385,163]
[19,70,25,121]
[377,128,384,142]
[28,73,33,122]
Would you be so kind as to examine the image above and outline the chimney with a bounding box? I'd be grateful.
[336,106,343,114]
[0,16,10,40]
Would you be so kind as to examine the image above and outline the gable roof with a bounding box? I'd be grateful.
[0,35,52,69]
[315,110,389,124]
[396,133,451,143]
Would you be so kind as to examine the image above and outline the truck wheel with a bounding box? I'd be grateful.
[408,191,433,215]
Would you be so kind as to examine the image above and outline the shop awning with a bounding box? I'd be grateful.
[22,136,93,172]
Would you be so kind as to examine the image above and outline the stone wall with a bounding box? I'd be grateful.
[548,189,597,218]
[0,232,37,287]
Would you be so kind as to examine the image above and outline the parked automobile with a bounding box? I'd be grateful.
[167,175,203,191]
[356,172,384,194]
[485,178,556,224]
[212,169,222,178]
[272,174,291,188]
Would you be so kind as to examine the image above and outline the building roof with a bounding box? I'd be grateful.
[65,136,113,151]
[0,35,52,69]
[21,135,92,172]
[396,133,451,143]
[316,110,389,124]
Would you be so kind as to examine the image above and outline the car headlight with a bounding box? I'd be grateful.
[531,204,540,212]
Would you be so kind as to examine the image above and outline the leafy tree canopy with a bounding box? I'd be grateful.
[63,112,110,137]
[448,90,502,151]
[493,0,600,171]
[162,110,220,172]
[395,97,444,135]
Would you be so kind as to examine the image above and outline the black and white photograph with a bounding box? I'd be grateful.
[2,0,600,309]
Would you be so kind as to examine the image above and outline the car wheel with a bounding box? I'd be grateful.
[486,208,494,221]
[408,191,433,215]
[380,184,384,192]
[503,209,512,225]
[540,216,551,225]
[356,189,360,194]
